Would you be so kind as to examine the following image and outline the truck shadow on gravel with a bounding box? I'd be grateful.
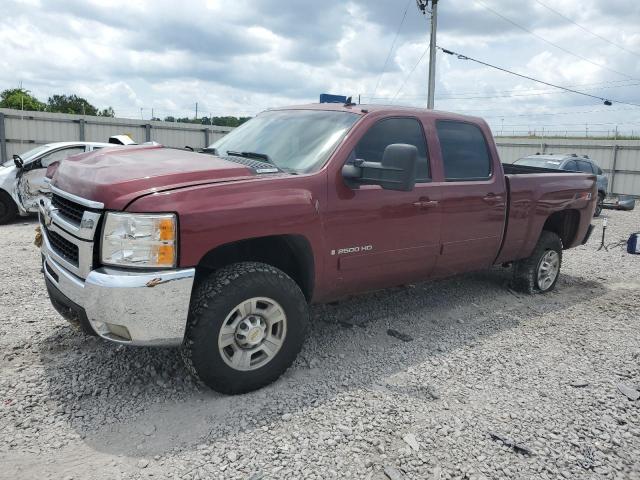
[37,268,605,458]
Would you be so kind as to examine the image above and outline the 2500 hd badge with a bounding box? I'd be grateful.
[331,245,373,255]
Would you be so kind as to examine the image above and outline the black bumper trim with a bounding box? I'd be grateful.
[582,224,595,245]
[45,275,96,336]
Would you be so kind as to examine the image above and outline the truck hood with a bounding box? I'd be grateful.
[52,145,259,209]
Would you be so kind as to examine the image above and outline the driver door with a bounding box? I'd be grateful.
[324,116,442,296]
[17,146,86,211]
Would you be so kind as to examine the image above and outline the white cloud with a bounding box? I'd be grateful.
[0,0,639,133]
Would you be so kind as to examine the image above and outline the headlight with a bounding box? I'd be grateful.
[101,212,177,268]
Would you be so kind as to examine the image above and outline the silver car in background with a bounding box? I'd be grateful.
[0,142,111,224]
[514,153,609,217]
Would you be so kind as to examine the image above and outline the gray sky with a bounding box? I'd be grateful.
[2,0,640,135]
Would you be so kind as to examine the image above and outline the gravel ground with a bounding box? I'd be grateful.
[1,208,639,480]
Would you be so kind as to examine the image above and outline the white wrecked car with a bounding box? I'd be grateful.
[0,142,111,224]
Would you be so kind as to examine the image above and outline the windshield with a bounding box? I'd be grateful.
[2,144,51,167]
[208,109,359,173]
[514,157,562,169]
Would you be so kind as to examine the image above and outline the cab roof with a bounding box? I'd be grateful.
[269,103,486,124]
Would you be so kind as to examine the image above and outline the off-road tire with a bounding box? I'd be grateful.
[181,262,309,395]
[594,192,605,217]
[512,231,563,294]
[0,191,18,225]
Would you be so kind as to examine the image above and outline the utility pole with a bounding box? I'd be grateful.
[418,0,439,109]
[195,102,198,120]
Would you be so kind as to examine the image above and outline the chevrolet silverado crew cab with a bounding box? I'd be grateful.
[39,104,596,394]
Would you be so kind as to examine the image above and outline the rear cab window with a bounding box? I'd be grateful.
[352,117,430,182]
[436,120,492,181]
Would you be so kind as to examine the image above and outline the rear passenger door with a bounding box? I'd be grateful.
[432,120,507,276]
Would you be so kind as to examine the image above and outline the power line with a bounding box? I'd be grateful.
[480,106,640,119]
[533,0,640,59]
[391,46,430,101]
[369,0,412,103]
[438,46,640,107]
[374,81,640,101]
[474,0,638,80]
[365,78,639,100]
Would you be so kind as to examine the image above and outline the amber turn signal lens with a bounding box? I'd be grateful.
[156,244,175,266]
[159,218,175,241]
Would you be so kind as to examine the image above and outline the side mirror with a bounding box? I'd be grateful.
[13,154,23,169]
[342,143,418,192]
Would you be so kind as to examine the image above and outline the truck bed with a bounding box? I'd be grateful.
[495,167,597,265]
[502,163,574,175]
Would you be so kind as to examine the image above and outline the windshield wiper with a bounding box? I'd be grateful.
[226,150,275,166]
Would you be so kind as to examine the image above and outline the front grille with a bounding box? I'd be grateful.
[46,227,79,265]
[52,194,95,224]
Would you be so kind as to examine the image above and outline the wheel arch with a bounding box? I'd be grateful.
[541,209,580,249]
[194,234,315,302]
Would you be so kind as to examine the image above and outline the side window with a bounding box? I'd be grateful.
[564,160,578,171]
[354,117,430,181]
[40,147,85,167]
[436,121,491,181]
[577,160,594,173]
[596,165,603,175]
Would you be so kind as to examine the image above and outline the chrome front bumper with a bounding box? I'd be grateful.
[41,225,195,347]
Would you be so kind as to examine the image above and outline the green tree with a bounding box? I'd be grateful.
[98,107,115,117]
[47,94,98,115]
[0,88,46,111]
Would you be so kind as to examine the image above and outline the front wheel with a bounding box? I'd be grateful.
[0,191,18,225]
[512,231,562,294]
[181,262,309,394]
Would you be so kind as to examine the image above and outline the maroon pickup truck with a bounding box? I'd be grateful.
[39,104,596,394]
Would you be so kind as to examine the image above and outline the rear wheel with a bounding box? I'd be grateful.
[0,191,18,225]
[594,192,605,217]
[181,262,309,394]
[512,231,562,294]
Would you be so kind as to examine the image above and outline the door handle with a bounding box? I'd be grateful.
[412,198,439,209]
[482,193,503,205]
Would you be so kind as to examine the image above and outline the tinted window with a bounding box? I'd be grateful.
[354,117,430,181]
[436,121,491,180]
[564,160,578,171]
[577,160,594,173]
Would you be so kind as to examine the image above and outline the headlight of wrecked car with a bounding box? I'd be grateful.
[101,212,177,268]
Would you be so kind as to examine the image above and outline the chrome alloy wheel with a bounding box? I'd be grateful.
[536,250,560,291]
[218,297,287,371]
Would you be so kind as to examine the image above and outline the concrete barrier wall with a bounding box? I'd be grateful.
[496,137,640,196]
[0,108,233,162]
